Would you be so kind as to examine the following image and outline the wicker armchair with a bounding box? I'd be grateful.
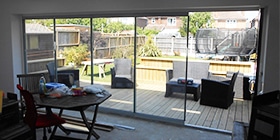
[166,61,210,84]
[110,58,134,88]
[200,71,239,109]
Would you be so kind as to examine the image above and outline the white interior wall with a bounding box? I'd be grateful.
[0,0,279,94]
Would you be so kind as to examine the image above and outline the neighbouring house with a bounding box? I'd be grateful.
[211,11,248,30]
[146,16,183,30]
[145,16,183,37]
[146,12,250,37]
[108,17,148,28]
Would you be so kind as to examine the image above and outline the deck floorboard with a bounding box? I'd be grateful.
[81,81,251,132]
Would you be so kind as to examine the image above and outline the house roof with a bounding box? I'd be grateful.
[25,23,53,34]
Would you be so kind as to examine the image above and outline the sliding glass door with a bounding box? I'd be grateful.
[22,9,261,132]
[134,15,188,120]
[92,17,135,112]
[184,10,261,131]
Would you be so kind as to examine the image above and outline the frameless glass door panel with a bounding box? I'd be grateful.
[135,16,187,120]
[90,17,135,112]
[24,19,54,75]
[54,18,90,88]
[184,10,260,132]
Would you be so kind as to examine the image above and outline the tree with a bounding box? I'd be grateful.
[179,16,188,37]
[103,21,133,33]
[92,18,107,32]
[55,18,109,32]
[26,18,160,35]
[179,12,213,37]
[25,19,54,27]
[56,18,90,25]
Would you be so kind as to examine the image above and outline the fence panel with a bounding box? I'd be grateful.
[94,35,145,58]
[154,37,196,56]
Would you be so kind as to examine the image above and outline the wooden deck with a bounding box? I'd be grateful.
[80,80,251,132]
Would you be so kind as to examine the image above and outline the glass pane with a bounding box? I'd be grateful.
[24,19,54,74]
[185,10,260,132]
[135,16,187,120]
[87,17,135,112]
[54,18,90,88]
[23,19,56,96]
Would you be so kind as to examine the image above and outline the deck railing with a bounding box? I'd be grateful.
[136,57,255,84]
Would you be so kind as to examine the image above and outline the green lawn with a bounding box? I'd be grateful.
[78,56,200,82]
[78,63,114,83]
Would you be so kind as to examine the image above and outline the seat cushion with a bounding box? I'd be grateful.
[36,113,65,128]
[115,74,132,79]
[114,59,132,75]
[170,78,201,84]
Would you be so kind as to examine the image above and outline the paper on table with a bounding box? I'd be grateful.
[0,90,3,113]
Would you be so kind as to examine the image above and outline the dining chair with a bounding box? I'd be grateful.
[17,84,66,140]
[17,73,45,116]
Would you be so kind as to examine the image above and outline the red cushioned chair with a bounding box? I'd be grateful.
[17,84,66,140]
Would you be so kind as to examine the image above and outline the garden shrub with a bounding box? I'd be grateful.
[111,45,134,59]
[138,37,162,57]
[62,44,89,66]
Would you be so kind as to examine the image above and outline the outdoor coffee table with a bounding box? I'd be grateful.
[165,81,201,101]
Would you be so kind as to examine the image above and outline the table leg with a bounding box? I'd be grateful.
[98,64,106,78]
[49,109,70,139]
[80,105,100,140]
[80,64,88,77]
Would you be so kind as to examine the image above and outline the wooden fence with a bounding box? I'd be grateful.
[93,35,145,58]
[154,37,196,56]
[27,58,65,73]
[27,50,54,61]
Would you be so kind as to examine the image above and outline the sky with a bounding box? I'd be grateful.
[244,10,260,20]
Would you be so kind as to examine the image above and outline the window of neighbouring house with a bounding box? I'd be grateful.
[151,18,156,24]
[167,17,176,26]
[226,19,237,28]
[28,35,39,49]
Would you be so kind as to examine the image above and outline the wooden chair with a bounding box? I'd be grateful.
[16,84,66,140]
[17,73,45,118]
